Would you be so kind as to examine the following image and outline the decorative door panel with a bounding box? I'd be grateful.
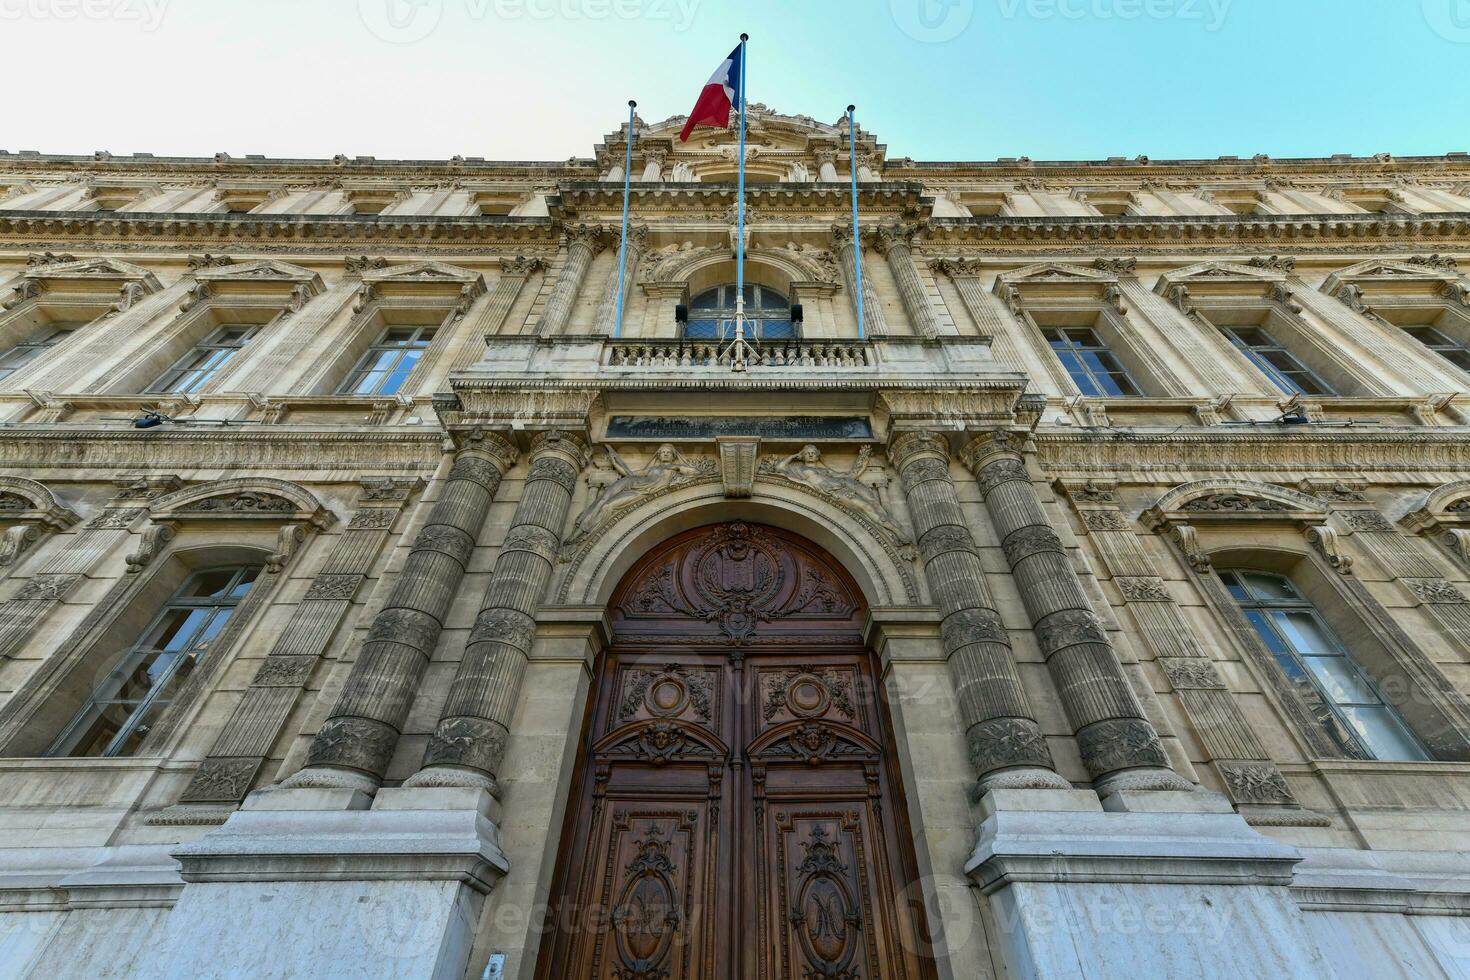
[762,809,888,980]
[538,524,936,980]
[576,805,716,980]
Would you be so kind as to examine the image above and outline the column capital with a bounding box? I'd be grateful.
[958,429,1028,476]
[528,428,593,470]
[928,256,984,278]
[498,254,545,278]
[887,429,950,471]
[812,147,840,167]
[873,222,919,256]
[562,223,609,255]
[449,427,519,471]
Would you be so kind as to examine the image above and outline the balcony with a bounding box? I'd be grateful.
[605,338,874,370]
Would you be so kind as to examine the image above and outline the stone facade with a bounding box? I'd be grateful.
[0,108,1469,977]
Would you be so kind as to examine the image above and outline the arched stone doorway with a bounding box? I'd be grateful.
[537,521,938,979]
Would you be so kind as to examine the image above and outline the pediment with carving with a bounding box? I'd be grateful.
[149,478,335,529]
[1321,257,1464,305]
[1142,480,1327,529]
[1154,261,1288,302]
[21,256,163,297]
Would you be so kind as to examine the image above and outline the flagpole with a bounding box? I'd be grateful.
[613,99,636,339]
[733,32,749,370]
[847,103,865,340]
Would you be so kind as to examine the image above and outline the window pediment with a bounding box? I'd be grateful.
[1143,480,1327,528]
[1321,258,1465,307]
[149,478,334,529]
[192,259,324,300]
[21,256,163,296]
[0,476,80,530]
[1154,261,1286,302]
[357,261,487,307]
[994,263,1121,308]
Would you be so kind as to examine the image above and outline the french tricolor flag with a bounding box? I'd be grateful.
[679,43,744,142]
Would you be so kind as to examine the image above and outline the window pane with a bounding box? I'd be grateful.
[1271,611,1337,654]
[684,319,722,339]
[690,289,720,311]
[1339,706,1428,761]
[379,348,424,395]
[1302,656,1379,705]
[1241,572,1298,601]
[1243,610,1292,657]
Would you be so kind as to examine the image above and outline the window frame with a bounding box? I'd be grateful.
[335,322,439,397]
[46,564,263,759]
[1219,568,1429,762]
[1040,324,1143,397]
[0,321,86,381]
[1218,323,1339,397]
[682,283,797,342]
[145,322,262,394]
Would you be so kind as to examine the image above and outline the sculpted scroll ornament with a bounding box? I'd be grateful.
[567,444,711,545]
[764,445,914,550]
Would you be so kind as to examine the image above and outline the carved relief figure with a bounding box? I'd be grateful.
[771,445,913,546]
[568,444,704,543]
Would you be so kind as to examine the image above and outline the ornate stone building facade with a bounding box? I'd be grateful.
[0,108,1468,978]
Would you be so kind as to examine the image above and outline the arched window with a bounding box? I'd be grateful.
[47,565,262,758]
[1220,569,1428,761]
[685,284,796,341]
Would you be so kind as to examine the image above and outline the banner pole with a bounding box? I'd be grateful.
[733,33,749,370]
[848,103,865,340]
[612,99,636,339]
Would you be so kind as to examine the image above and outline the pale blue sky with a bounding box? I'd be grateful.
[4,0,1465,162]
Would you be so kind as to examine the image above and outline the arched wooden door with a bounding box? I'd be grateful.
[538,522,937,980]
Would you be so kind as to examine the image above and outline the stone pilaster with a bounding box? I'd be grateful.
[591,224,647,336]
[832,224,887,338]
[406,429,591,791]
[451,256,544,370]
[175,478,424,809]
[961,430,1188,790]
[533,224,606,337]
[887,430,1065,790]
[874,224,940,338]
[1057,479,1316,816]
[287,431,517,790]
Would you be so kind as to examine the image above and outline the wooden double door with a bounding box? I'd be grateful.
[538,523,937,980]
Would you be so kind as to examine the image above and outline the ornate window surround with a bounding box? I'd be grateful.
[0,476,81,572]
[1144,478,1470,763]
[0,256,162,393]
[0,479,334,760]
[1154,260,1384,398]
[993,262,1188,403]
[1400,479,1470,569]
[1320,257,1470,387]
[297,260,486,398]
[88,259,324,396]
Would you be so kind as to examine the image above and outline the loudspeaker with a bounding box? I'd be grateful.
[790,303,804,323]
[675,303,688,324]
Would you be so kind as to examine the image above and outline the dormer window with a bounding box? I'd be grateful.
[685,284,796,341]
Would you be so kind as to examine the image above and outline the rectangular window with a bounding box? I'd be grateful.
[1221,569,1428,762]
[0,323,82,380]
[1401,325,1470,372]
[146,324,259,394]
[338,325,436,396]
[1041,327,1141,396]
[1220,325,1337,396]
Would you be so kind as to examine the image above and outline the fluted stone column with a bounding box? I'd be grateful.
[533,224,606,337]
[451,256,544,370]
[286,431,518,791]
[875,224,941,338]
[591,224,647,336]
[407,429,591,791]
[888,431,1066,791]
[814,148,840,182]
[961,430,1189,791]
[638,149,666,182]
[832,224,888,338]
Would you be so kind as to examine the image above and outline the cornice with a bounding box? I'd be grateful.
[547,181,929,218]
[0,425,445,471]
[0,210,557,248]
[1032,426,1470,476]
[925,212,1470,246]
